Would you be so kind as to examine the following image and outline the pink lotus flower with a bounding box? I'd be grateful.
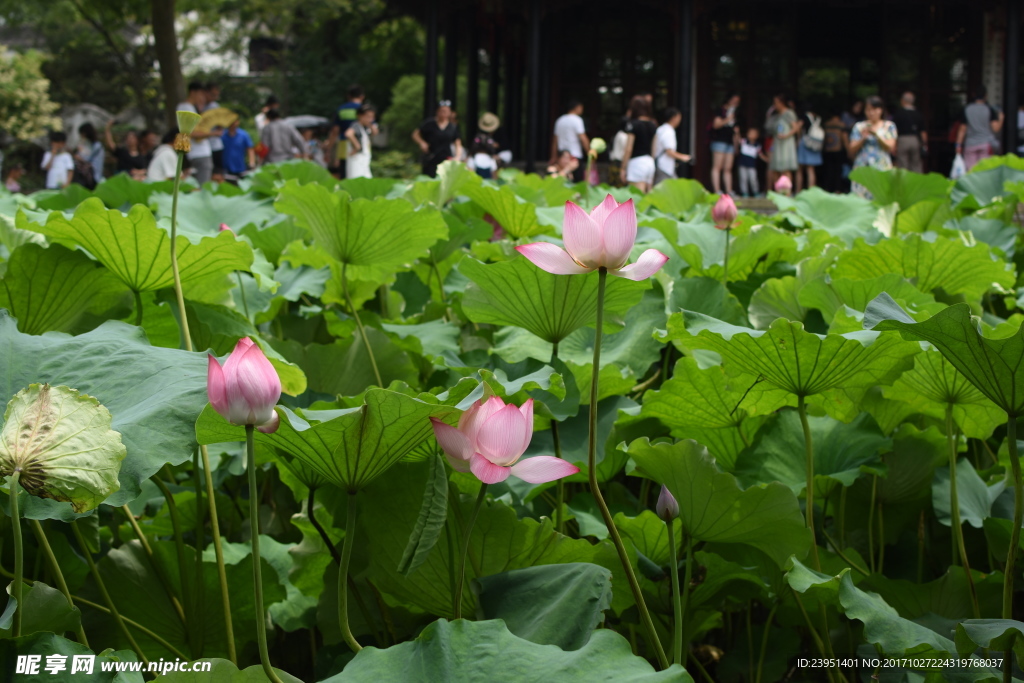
[430,397,579,485]
[515,195,668,281]
[219,223,233,233]
[656,485,678,521]
[774,175,792,195]
[208,337,281,433]
[712,194,737,230]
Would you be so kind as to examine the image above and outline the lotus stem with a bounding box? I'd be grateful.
[550,342,566,535]
[723,227,731,285]
[1004,415,1022,683]
[71,519,149,665]
[338,490,363,654]
[151,473,193,648]
[589,267,669,670]
[679,533,694,661]
[454,484,488,620]
[245,425,284,682]
[168,152,236,663]
[133,290,144,326]
[341,263,383,387]
[8,471,23,637]
[236,272,250,320]
[120,505,186,626]
[755,602,779,683]
[945,405,981,618]
[666,521,683,666]
[29,519,89,647]
[797,396,820,570]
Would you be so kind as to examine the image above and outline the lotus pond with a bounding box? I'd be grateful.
[2,156,1024,683]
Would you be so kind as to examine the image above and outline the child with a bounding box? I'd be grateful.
[738,128,768,197]
[41,131,75,189]
[345,105,375,179]
[4,163,24,193]
[546,149,579,179]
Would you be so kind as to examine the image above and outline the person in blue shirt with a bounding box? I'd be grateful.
[221,118,255,176]
[327,84,377,177]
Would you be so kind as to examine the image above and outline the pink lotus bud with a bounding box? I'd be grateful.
[430,396,579,485]
[219,223,233,234]
[774,175,792,195]
[656,485,678,521]
[712,194,738,230]
[207,337,281,431]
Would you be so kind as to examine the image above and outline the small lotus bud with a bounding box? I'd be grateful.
[712,193,738,230]
[176,110,202,135]
[774,174,792,195]
[219,223,233,233]
[656,485,678,521]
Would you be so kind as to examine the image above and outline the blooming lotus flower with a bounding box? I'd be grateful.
[712,194,737,230]
[774,175,792,195]
[208,337,281,433]
[430,397,580,485]
[515,195,668,281]
[656,485,678,521]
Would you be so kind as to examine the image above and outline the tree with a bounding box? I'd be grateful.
[151,0,184,126]
[0,47,61,140]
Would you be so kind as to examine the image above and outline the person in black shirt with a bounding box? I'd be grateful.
[412,100,463,177]
[103,119,148,179]
[620,95,658,193]
[710,93,740,195]
[891,91,927,173]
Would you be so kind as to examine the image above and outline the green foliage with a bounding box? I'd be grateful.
[0,46,61,140]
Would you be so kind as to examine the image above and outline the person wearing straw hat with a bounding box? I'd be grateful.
[470,112,501,179]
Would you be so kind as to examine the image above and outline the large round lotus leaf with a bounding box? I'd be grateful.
[0,384,125,512]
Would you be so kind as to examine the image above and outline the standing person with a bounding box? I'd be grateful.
[41,131,75,189]
[77,123,105,183]
[255,95,278,133]
[796,105,823,192]
[470,112,501,179]
[412,100,462,178]
[260,109,308,164]
[103,120,147,178]
[5,163,24,193]
[737,128,768,197]
[710,93,740,195]
[327,85,371,177]
[620,95,658,193]
[848,95,898,199]
[550,100,589,183]
[147,130,180,182]
[221,117,255,176]
[767,93,799,188]
[840,100,864,192]
[205,82,225,170]
[345,105,376,179]
[892,91,928,173]
[177,81,214,184]
[821,113,846,192]
[955,86,1004,171]
[653,107,691,185]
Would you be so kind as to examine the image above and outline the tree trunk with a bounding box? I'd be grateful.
[151,0,184,128]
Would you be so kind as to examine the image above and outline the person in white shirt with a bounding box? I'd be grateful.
[177,81,214,184]
[653,107,691,185]
[147,130,180,182]
[41,131,75,189]
[550,100,589,182]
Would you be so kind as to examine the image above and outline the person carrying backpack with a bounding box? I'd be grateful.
[796,106,824,191]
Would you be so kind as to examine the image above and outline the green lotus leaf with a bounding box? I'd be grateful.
[0,384,125,513]
[464,183,544,238]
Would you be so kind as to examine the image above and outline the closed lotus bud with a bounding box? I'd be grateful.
[207,337,282,432]
[774,174,792,195]
[219,223,233,233]
[712,193,738,230]
[590,137,607,155]
[656,485,678,521]
[176,110,202,135]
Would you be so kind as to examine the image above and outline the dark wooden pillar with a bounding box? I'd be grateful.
[488,25,501,114]
[677,0,694,177]
[424,0,439,120]
[525,0,542,172]
[1006,0,1020,154]
[444,14,459,104]
[505,39,523,159]
[468,15,481,140]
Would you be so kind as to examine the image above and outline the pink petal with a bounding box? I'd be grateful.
[445,452,472,473]
[470,452,511,484]
[518,398,534,430]
[257,410,280,434]
[459,396,507,447]
[601,199,638,268]
[515,243,592,275]
[587,194,620,227]
[234,342,282,424]
[477,403,530,466]
[656,485,678,520]
[610,248,668,281]
[207,355,228,416]
[510,456,580,484]
[431,418,473,463]
[562,201,604,268]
